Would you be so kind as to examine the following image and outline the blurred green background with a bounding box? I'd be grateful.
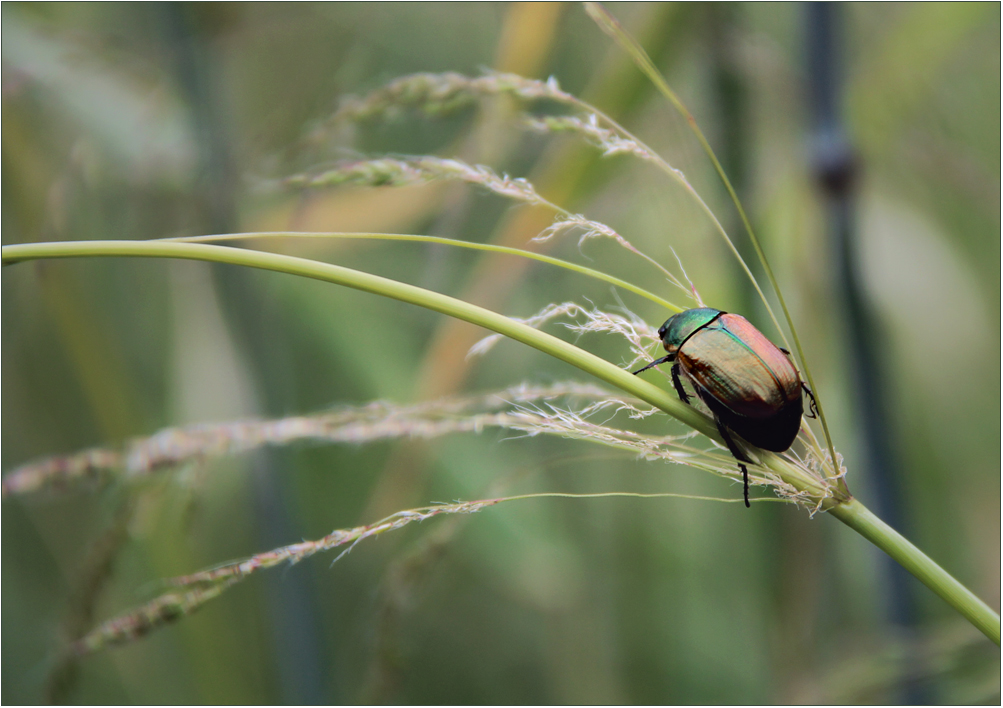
[2,2,999,704]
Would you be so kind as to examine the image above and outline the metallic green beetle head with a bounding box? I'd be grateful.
[658,307,723,356]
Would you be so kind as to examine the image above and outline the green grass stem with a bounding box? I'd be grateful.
[3,238,998,645]
[829,498,1000,645]
[165,231,682,312]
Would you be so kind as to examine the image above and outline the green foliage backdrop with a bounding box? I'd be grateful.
[3,3,999,704]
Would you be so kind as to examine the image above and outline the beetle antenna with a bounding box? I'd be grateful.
[631,355,672,375]
[740,464,750,508]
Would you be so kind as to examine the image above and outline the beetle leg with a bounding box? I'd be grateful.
[631,354,673,376]
[670,363,690,405]
[714,418,754,508]
[801,382,818,419]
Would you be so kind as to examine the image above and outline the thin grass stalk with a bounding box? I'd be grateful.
[2,238,998,644]
[165,231,681,312]
[583,1,843,496]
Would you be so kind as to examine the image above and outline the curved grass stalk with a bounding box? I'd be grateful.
[163,231,682,313]
[2,239,710,436]
[829,499,1000,646]
[2,239,998,644]
[584,1,843,495]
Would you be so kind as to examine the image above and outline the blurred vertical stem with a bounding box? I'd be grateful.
[163,6,328,702]
[2,239,999,646]
[805,3,921,701]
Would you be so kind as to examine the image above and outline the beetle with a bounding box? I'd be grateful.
[631,307,816,507]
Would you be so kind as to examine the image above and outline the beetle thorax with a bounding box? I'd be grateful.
[658,308,723,358]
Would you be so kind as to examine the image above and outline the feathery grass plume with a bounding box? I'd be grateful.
[68,401,847,657]
[309,69,776,337]
[561,304,667,365]
[328,71,574,126]
[325,70,687,191]
[469,301,662,365]
[4,358,844,515]
[73,478,804,656]
[310,70,713,268]
[1,382,620,497]
[71,499,500,656]
[70,577,241,656]
[524,113,658,164]
[533,214,700,301]
[170,500,502,589]
[326,70,694,196]
[282,156,544,205]
[500,396,843,513]
[293,73,713,297]
[300,71,575,158]
[0,448,123,496]
[468,302,605,359]
[281,155,694,296]
[321,70,716,249]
